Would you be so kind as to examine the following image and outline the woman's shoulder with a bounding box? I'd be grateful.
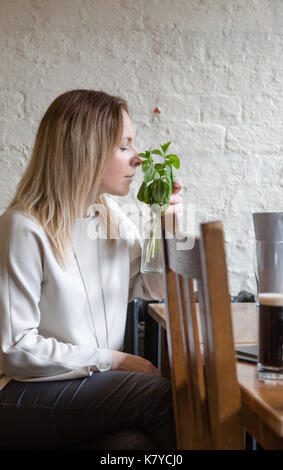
[0,206,46,241]
[0,207,46,271]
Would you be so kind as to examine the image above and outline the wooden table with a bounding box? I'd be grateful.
[147,302,283,449]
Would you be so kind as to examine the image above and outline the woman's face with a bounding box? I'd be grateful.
[98,110,142,197]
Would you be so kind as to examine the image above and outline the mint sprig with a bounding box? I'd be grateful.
[137,141,180,214]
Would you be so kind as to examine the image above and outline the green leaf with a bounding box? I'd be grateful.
[164,175,172,189]
[166,163,172,177]
[154,163,164,170]
[160,141,171,154]
[160,176,172,202]
[138,152,146,158]
[151,179,168,203]
[166,165,174,190]
[166,154,180,169]
[137,181,147,202]
[137,181,152,204]
[151,149,163,156]
[144,164,157,183]
[143,183,152,204]
[172,159,180,169]
[142,161,150,172]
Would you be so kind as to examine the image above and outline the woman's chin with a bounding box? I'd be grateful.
[107,187,130,197]
[120,188,130,196]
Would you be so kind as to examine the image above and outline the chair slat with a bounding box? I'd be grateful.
[200,222,244,450]
[163,269,196,449]
[166,235,201,279]
[161,216,244,450]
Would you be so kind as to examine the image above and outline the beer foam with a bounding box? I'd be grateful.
[259,293,283,307]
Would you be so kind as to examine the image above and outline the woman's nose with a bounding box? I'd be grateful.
[132,145,143,166]
[135,154,143,167]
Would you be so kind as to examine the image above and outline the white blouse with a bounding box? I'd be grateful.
[0,197,164,390]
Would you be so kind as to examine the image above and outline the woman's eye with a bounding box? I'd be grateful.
[120,147,129,151]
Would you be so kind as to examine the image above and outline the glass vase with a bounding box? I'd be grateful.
[140,205,163,273]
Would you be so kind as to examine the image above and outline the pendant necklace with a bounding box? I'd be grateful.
[72,217,109,349]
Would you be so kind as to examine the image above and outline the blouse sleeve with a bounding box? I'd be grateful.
[0,213,112,383]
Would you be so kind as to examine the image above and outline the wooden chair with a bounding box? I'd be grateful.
[160,216,244,450]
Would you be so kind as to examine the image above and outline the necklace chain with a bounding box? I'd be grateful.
[72,221,109,350]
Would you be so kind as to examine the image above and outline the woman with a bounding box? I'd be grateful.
[0,90,183,450]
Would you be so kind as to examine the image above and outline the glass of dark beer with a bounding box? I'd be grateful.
[258,293,283,380]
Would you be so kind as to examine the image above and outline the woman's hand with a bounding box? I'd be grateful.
[111,350,161,376]
[170,180,183,211]
[164,180,184,230]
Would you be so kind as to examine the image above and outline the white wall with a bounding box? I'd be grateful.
[1,0,283,294]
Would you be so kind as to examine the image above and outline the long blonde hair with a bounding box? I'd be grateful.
[7,89,128,269]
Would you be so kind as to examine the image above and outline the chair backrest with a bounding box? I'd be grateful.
[161,217,244,450]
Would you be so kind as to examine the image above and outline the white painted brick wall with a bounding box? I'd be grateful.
[1,0,283,295]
